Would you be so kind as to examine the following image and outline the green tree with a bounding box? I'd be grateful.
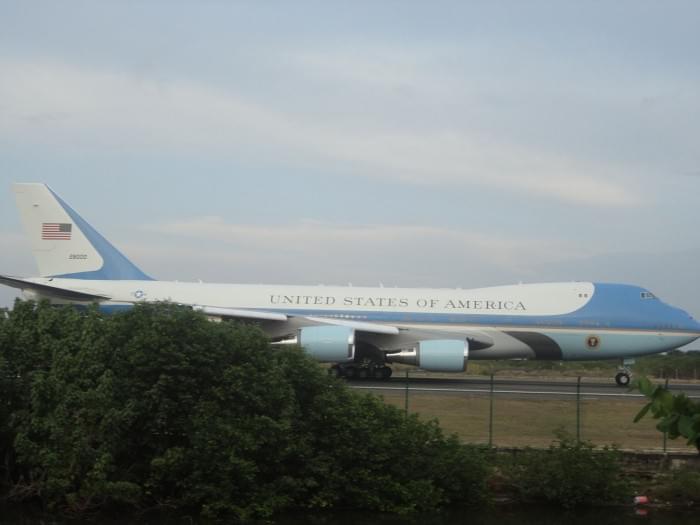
[505,436,630,508]
[633,377,700,452]
[0,301,489,519]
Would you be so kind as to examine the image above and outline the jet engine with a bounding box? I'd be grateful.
[387,339,469,372]
[297,325,356,362]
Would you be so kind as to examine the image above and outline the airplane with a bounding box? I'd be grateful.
[2,183,699,387]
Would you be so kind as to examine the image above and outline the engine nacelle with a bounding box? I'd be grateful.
[387,339,469,372]
[298,325,356,363]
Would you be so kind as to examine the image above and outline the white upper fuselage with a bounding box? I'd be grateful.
[40,279,593,318]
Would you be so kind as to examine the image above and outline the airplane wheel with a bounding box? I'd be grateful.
[344,367,356,379]
[358,368,369,380]
[615,372,630,387]
[372,367,385,380]
[382,367,393,380]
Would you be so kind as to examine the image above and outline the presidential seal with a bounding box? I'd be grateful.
[586,335,600,349]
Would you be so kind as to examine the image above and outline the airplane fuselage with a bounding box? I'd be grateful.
[24,278,700,361]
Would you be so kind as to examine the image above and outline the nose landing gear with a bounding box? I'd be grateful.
[615,358,635,387]
[615,371,631,387]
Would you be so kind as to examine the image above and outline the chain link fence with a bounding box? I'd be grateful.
[352,372,699,452]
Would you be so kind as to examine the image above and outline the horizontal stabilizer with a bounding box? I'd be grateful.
[0,274,111,302]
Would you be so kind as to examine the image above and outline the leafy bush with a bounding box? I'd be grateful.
[633,377,700,452]
[0,300,489,519]
[505,436,630,508]
[655,466,700,505]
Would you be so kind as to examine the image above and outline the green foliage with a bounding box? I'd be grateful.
[655,466,700,504]
[634,350,700,380]
[0,300,489,519]
[505,436,630,508]
[633,377,700,452]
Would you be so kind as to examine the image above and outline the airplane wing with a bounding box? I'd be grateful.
[192,304,493,349]
[192,305,398,334]
[0,274,111,302]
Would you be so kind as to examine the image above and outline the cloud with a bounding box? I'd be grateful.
[0,57,641,207]
[145,216,596,280]
[287,46,454,98]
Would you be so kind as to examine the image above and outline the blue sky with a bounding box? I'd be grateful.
[1,1,699,332]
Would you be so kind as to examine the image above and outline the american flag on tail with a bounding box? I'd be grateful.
[42,222,72,240]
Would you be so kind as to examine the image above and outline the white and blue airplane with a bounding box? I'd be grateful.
[2,183,699,386]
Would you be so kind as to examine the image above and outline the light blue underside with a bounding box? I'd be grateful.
[550,332,696,360]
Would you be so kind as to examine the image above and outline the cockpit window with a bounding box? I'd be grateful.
[640,291,656,300]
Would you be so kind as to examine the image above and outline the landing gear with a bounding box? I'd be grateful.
[615,371,631,387]
[327,342,393,381]
[615,358,635,387]
[329,362,393,381]
[372,366,392,380]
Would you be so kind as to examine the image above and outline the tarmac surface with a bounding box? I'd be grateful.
[348,376,700,400]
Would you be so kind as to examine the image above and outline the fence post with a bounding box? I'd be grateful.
[576,376,581,443]
[488,373,494,447]
[404,369,409,415]
[663,377,669,453]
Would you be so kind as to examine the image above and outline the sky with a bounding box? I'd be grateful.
[1,1,699,338]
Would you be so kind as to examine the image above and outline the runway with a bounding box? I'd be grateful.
[348,376,700,400]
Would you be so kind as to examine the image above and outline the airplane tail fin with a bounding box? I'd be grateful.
[12,183,153,280]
